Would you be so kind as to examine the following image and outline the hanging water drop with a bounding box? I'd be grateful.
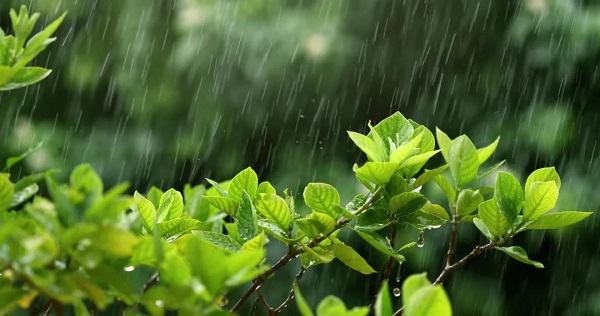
[395,262,402,282]
[392,287,401,297]
[417,231,425,248]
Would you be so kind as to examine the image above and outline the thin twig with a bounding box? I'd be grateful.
[445,211,459,267]
[230,186,385,312]
[392,241,499,316]
[369,223,397,312]
[274,267,306,314]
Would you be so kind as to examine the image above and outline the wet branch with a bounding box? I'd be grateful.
[230,186,384,312]
[445,210,459,267]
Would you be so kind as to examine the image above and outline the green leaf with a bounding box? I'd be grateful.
[302,244,335,264]
[132,191,157,233]
[400,150,440,177]
[236,191,257,241]
[449,135,479,187]
[472,217,494,240]
[404,285,452,316]
[194,231,242,252]
[147,186,164,208]
[13,170,56,191]
[478,199,510,238]
[433,174,456,204]
[325,243,376,274]
[386,175,410,196]
[242,231,269,251]
[374,280,392,316]
[3,141,43,171]
[435,127,452,163]
[159,189,184,221]
[157,217,203,238]
[348,131,381,162]
[0,173,14,212]
[10,183,38,208]
[294,286,315,316]
[354,230,405,263]
[257,181,277,194]
[255,193,292,231]
[297,212,336,238]
[475,160,505,181]
[495,172,523,224]
[317,296,348,316]
[0,288,28,314]
[206,178,228,197]
[523,181,558,221]
[525,167,561,194]
[401,273,431,308]
[525,211,592,230]
[410,164,449,190]
[304,182,341,218]
[228,167,258,201]
[389,132,423,164]
[354,162,398,185]
[0,67,52,90]
[477,137,500,164]
[202,196,238,216]
[355,208,391,232]
[388,192,427,216]
[399,202,448,230]
[497,246,544,268]
[368,112,414,149]
[46,177,77,226]
[456,189,484,216]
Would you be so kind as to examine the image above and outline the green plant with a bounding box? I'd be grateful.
[0,6,593,316]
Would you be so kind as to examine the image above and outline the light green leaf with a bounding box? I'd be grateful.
[477,137,500,164]
[326,243,376,275]
[0,67,51,90]
[525,211,592,230]
[255,193,292,231]
[435,127,452,163]
[0,173,14,212]
[241,231,269,251]
[404,285,452,316]
[257,181,277,194]
[368,112,414,149]
[410,164,449,190]
[304,182,341,218]
[3,141,43,171]
[354,230,405,263]
[449,135,479,187]
[523,181,558,221]
[302,244,335,264]
[472,217,494,240]
[374,280,392,316]
[132,191,156,233]
[206,178,228,197]
[400,150,440,177]
[353,162,398,185]
[348,131,381,162]
[10,183,38,208]
[388,192,427,216]
[433,174,456,204]
[478,199,510,238]
[228,167,258,201]
[236,191,257,241]
[399,202,448,230]
[456,189,484,216]
[389,132,423,164]
[202,196,238,216]
[475,160,505,181]
[147,186,164,208]
[294,286,315,316]
[317,296,348,316]
[525,167,561,194]
[297,212,336,238]
[159,189,184,221]
[401,273,431,308]
[497,246,544,268]
[157,217,203,238]
[193,231,242,252]
[495,172,523,224]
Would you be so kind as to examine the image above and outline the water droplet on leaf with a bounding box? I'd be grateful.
[393,288,401,297]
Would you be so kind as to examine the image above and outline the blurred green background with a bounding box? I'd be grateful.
[1,0,599,314]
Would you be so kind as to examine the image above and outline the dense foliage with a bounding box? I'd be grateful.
[1,1,599,315]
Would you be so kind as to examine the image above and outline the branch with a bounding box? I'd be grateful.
[274,267,306,314]
[445,211,459,267]
[230,186,384,312]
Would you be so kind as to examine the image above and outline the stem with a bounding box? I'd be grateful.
[445,211,458,267]
[274,268,306,314]
[230,186,384,312]
[369,223,397,312]
[143,272,159,293]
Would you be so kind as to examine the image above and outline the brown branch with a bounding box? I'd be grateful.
[445,211,459,267]
[143,272,159,293]
[230,186,385,312]
[274,267,306,314]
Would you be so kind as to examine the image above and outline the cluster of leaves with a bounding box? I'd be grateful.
[0,5,65,91]
[0,6,593,316]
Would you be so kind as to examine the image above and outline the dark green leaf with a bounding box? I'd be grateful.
[525,211,592,230]
[236,191,257,241]
[388,192,427,216]
[495,172,523,224]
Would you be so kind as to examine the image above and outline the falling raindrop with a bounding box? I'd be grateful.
[417,231,425,248]
[392,288,401,297]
